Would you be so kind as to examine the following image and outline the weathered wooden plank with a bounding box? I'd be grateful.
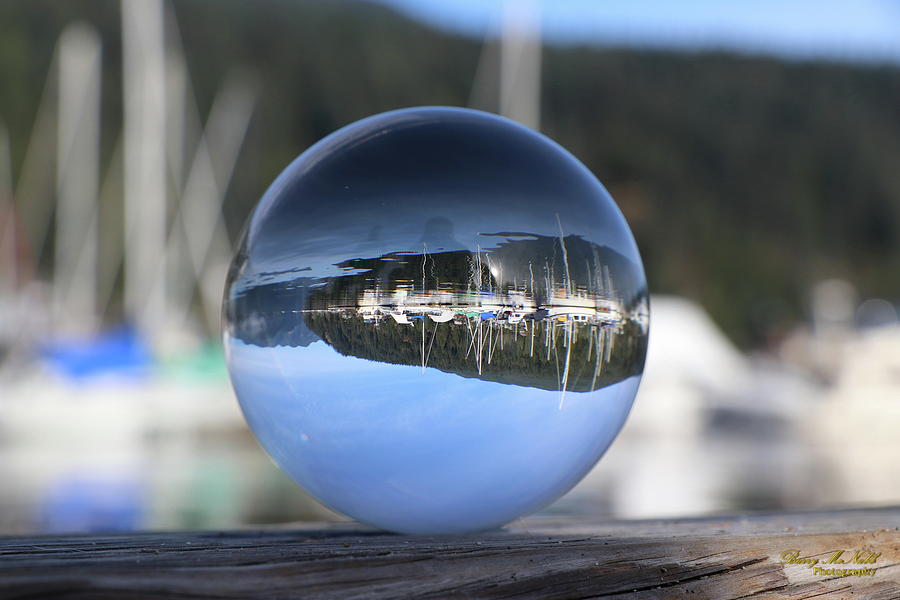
[1,507,898,599]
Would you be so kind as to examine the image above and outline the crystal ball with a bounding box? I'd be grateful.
[224,107,649,534]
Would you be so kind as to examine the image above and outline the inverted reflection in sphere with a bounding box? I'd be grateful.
[224,107,649,534]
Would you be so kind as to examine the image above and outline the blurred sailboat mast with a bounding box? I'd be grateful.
[0,123,14,294]
[53,23,102,334]
[122,0,168,342]
[469,0,542,131]
[14,51,58,276]
[160,74,255,339]
[130,0,254,348]
[500,0,541,130]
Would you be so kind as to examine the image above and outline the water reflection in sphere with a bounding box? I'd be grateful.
[223,107,649,534]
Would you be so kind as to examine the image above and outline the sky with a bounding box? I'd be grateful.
[371,0,900,64]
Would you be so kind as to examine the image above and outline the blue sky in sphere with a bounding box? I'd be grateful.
[370,0,900,63]
[227,338,640,532]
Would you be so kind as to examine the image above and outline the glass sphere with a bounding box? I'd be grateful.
[224,107,649,534]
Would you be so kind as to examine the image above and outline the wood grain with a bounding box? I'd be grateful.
[1,507,898,599]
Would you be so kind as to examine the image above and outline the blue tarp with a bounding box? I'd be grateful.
[39,326,153,380]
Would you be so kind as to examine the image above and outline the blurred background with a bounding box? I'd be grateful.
[1,0,898,535]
